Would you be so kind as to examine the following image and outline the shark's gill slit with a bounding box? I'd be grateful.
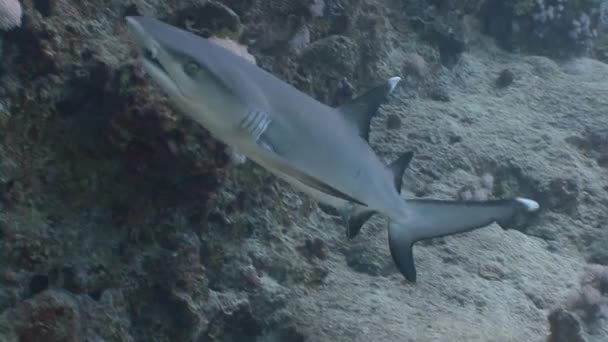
[240,109,272,141]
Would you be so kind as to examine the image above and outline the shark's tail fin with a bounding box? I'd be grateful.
[388,197,539,282]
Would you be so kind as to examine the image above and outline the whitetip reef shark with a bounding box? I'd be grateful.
[125,16,540,282]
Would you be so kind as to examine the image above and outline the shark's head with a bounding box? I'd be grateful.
[125,16,248,131]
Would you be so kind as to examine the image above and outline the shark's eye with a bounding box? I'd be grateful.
[183,61,200,76]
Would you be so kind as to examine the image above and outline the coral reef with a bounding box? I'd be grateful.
[547,265,608,341]
[480,0,607,58]
[566,265,608,322]
[0,0,606,341]
[547,308,586,342]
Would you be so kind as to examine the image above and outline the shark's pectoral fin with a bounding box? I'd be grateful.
[303,177,366,206]
[254,147,367,206]
[389,197,540,282]
[337,77,401,141]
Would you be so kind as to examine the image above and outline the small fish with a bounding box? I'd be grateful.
[125,16,540,282]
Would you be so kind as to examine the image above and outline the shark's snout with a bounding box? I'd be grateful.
[125,16,146,45]
[125,16,164,72]
[126,17,157,55]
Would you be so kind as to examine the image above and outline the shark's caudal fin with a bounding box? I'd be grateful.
[389,197,540,282]
[337,77,401,141]
[347,151,414,239]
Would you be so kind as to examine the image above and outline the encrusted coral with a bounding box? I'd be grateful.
[566,264,608,322]
[547,264,608,341]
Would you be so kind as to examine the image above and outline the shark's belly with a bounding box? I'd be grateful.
[247,136,397,216]
[279,137,396,210]
[223,110,403,216]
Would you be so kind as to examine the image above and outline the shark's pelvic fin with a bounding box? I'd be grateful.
[337,77,402,141]
[347,150,414,239]
[388,151,414,194]
[347,206,376,239]
[389,197,540,282]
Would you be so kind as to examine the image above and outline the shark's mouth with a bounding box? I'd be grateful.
[142,47,167,74]
[137,44,184,100]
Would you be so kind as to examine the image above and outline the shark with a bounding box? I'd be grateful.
[125,16,540,282]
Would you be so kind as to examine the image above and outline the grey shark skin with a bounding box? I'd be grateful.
[125,16,540,282]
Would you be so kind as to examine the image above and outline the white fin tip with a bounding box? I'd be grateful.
[388,77,401,92]
[515,197,540,212]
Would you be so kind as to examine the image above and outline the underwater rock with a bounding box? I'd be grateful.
[407,4,468,67]
[587,232,608,265]
[309,0,325,18]
[457,172,494,202]
[32,0,53,17]
[3,289,133,341]
[386,113,402,130]
[298,35,359,102]
[565,264,608,322]
[547,308,586,342]
[544,176,582,211]
[428,86,451,102]
[297,237,328,260]
[176,1,243,39]
[342,243,393,277]
[565,127,608,169]
[478,262,506,281]
[288,24,311,53]
[495,68,515,88]
[13,290,82,341]
[403,52,430,80]
[299,35,359,76]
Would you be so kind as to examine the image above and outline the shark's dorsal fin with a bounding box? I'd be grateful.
[337,77,401,141]
[388,151,414,194]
